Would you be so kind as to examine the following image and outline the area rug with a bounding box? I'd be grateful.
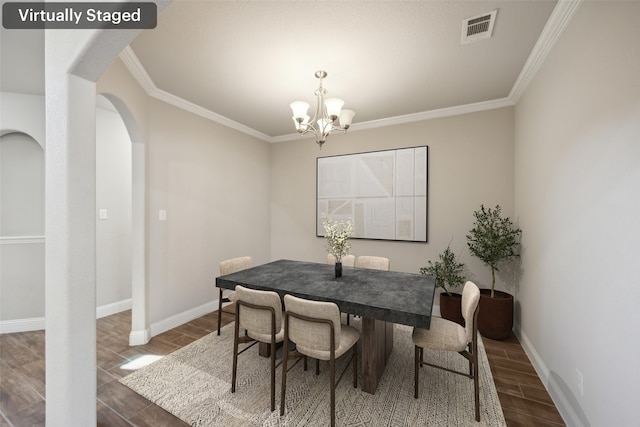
[120,320,506,426]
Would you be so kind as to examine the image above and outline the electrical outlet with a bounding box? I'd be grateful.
[159,209,167,221]
[576,368,584,396]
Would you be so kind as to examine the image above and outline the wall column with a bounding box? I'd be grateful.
[130,142,149,344]
[45,34,97,425]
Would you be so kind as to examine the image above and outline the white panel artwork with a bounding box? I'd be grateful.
[317,146,428,242]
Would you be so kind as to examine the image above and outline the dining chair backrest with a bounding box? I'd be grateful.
[461,281,480,344]
[326,253,355,267]
[235,285,283,336]
[284,294,341,351]
[355,255,390,271]
[220,256,253,275]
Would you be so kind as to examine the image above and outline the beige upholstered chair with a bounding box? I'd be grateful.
[326,253,355,267]
[280,294,360,427]
[355,255,390,271]
[412,281,481,421]
[231,285,284,411]
[350,256,390,324]
[218,256,253,335]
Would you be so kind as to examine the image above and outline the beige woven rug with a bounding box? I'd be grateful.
[120,320,505,426]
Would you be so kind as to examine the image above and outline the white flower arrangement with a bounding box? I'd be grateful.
[322,215,354,263]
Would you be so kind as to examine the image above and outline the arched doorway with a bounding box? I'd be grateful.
[0,132,45,325]
[44,4,172,421]
[96,94,148,345]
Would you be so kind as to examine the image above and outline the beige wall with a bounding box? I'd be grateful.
[96,102,133,308]
[146,99,271,324]
[514,2,640,426]
[97,58,272,331]
[271,107,516,293]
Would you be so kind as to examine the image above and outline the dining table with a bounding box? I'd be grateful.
[215,258,436,394]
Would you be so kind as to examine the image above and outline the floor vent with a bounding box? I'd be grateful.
[461,9,497,45]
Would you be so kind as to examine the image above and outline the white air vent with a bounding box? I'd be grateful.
[461,9,497,45]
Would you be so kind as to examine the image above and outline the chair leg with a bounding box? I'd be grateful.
[353,344,358,388]
[473,342,480,421]
[217,288,224,335]
[316,359,320,375]
[280,338,289,416]
[270,337,276,411]
[231,310,240,393]
[473,364,480,422]
[414,345,420,399]
[330,357,336,427]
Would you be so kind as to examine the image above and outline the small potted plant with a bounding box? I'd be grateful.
[420,244,466,325]
[322,215,353,278]
[466,204,522,340]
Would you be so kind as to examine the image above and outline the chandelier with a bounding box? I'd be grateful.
[290,70,355,148]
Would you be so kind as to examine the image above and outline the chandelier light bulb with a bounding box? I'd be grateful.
[290,101,310,120]
[324,98,344,120]
[339,109,355,128]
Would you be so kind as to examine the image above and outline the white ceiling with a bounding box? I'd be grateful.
[1,1,561,142]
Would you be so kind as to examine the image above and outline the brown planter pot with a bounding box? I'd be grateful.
[439,293,464,326]
[478,289,513,340]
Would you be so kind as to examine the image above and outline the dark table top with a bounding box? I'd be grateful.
[216,259,436,329]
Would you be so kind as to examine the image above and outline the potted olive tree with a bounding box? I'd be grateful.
[466,205,522,340]
[420,245,465,325]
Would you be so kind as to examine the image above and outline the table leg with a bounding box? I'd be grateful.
[259,341,284,357]
[259,342,270,357]
[361,317,394,394]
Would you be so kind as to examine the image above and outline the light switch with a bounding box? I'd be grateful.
[159,209,167,221]
[99,209,108,220]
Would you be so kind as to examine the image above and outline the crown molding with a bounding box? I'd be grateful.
[120,2,580,144]
[271,97,515,143]
[118,47,272,142]
[353,98,515,132]
[509,0,583,103]
[119,46,156,94]
[150,88,273,141]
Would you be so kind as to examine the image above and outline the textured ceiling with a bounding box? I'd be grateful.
[1,1,559,141]
[128,1,557,139]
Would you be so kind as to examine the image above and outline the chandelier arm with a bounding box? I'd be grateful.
[296,117,321,140]
[291,70,352,148]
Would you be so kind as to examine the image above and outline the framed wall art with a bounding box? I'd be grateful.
[317,146,428,242]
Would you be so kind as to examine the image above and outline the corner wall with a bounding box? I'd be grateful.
[97,57,272,335]
[270,107,516,291]
[145,99,271,328]
[514,2,640,425]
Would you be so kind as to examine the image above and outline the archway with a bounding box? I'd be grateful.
[43,6,171,421]
[96,93,148,345]
[0,132,45,326]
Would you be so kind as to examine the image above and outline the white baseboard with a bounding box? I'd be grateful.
[129,328,150,346]
[149,300,218,338]
[516,327,580,427]
[0,317,46,334]
[515,326,550,379]
[0,299,133,334]
[96,298,132,319]
[547,373,585,427]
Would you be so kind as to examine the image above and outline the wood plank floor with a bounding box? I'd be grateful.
[1,309,564,426]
